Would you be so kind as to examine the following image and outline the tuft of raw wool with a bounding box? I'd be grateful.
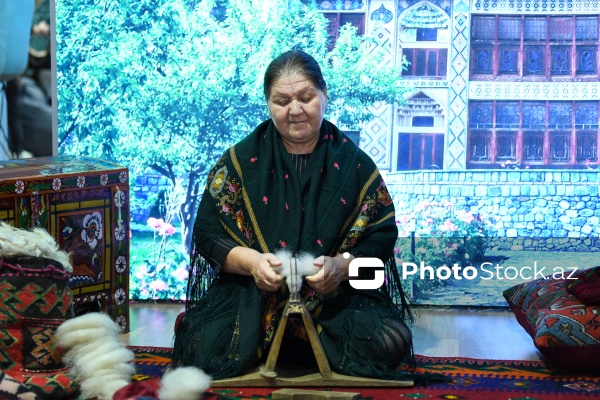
[0,221,72,272]
[55,312,134,400]
[273,249,320,295]
[157,366,212,400]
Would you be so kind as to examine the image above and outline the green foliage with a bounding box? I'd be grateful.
[130,220,188,300]
[323,24,407,127]
[56,0,409,248]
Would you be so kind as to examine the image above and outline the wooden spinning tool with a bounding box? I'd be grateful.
[212,256,414,388]
[261,256,333,382]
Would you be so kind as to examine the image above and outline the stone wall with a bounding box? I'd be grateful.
[385,169,600,251]
[131,173,172,223]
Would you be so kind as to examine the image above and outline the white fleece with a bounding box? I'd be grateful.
[158,366,212,400]
[273,249,321,295]
[56,312,213,400]
[0,221,72,272]
[55,313,134,400]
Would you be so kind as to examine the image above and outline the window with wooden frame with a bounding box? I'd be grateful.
[396,91,445,170]
[397,133,444,170]
[402,48,448,78]
[323,13,365,52]
[467,100,600,168]
[470,15,600,80]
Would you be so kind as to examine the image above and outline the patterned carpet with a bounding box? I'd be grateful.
[130,346,600,400]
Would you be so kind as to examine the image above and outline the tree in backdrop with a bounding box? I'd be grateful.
[56,0,409,252]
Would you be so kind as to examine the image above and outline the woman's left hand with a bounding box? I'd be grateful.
[305,253,352,295]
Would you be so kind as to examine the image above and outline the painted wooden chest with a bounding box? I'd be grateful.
[0,156,130,332]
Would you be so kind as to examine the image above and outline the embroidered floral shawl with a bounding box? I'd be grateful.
[187,118,409,316]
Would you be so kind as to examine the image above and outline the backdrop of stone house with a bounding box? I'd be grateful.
[323,0,600,248]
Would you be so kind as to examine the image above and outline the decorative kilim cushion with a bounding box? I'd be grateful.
[565,266,600,305]
[504,276,600,372]
[0,256,80,399]
[0,370,41,400]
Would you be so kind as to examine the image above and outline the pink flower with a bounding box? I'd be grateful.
[284,174,289,179]
[285,203,289,210]
[149,280,168,292]
[334,162,339,169]
[147,217,176,238]
[147,217,162,229]
[323,135,329,139]
[357,163,361,169]
[159,223,176,236]
[317,239,322,246]
[147,219,177,236]
[440,220,457,232]
[343,138,347,143]
[222,204,231,213]
[280,240,286,248]
[263,196,268,204]
[134,264,148,279]
[173,268,189,281]
[362,203,368,211]
[341,198,346,204]
[250,157,257,162]
[229,183,238,192]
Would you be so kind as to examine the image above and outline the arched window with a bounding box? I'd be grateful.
[396,92,446,170]
[398,2,450,79]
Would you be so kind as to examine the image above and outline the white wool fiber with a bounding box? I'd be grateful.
[54,313,133,400]
[56,313,120,348]
[67,347,134,377]
[56,312,120,337]
[158,367,212,400]
[273,249,320,294]
[0,221,72,272]
[79,376,131,400]
[55,326,120,350]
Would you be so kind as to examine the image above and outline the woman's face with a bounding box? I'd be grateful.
[267,74,327,151]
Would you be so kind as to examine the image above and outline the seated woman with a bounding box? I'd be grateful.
[172,49,414,381]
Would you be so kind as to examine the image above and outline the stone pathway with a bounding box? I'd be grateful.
[411,250,599,307]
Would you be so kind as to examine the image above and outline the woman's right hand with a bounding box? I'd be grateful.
[223,247,284,292]
[249,252,284,292]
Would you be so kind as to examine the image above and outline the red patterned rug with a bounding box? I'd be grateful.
[130,346,600,399]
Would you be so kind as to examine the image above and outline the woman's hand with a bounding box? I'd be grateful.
[249,253,284,292]
[305,253,352,295]
[222,247,283,292]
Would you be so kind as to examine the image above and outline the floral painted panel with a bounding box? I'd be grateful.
[57,210,106,286]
